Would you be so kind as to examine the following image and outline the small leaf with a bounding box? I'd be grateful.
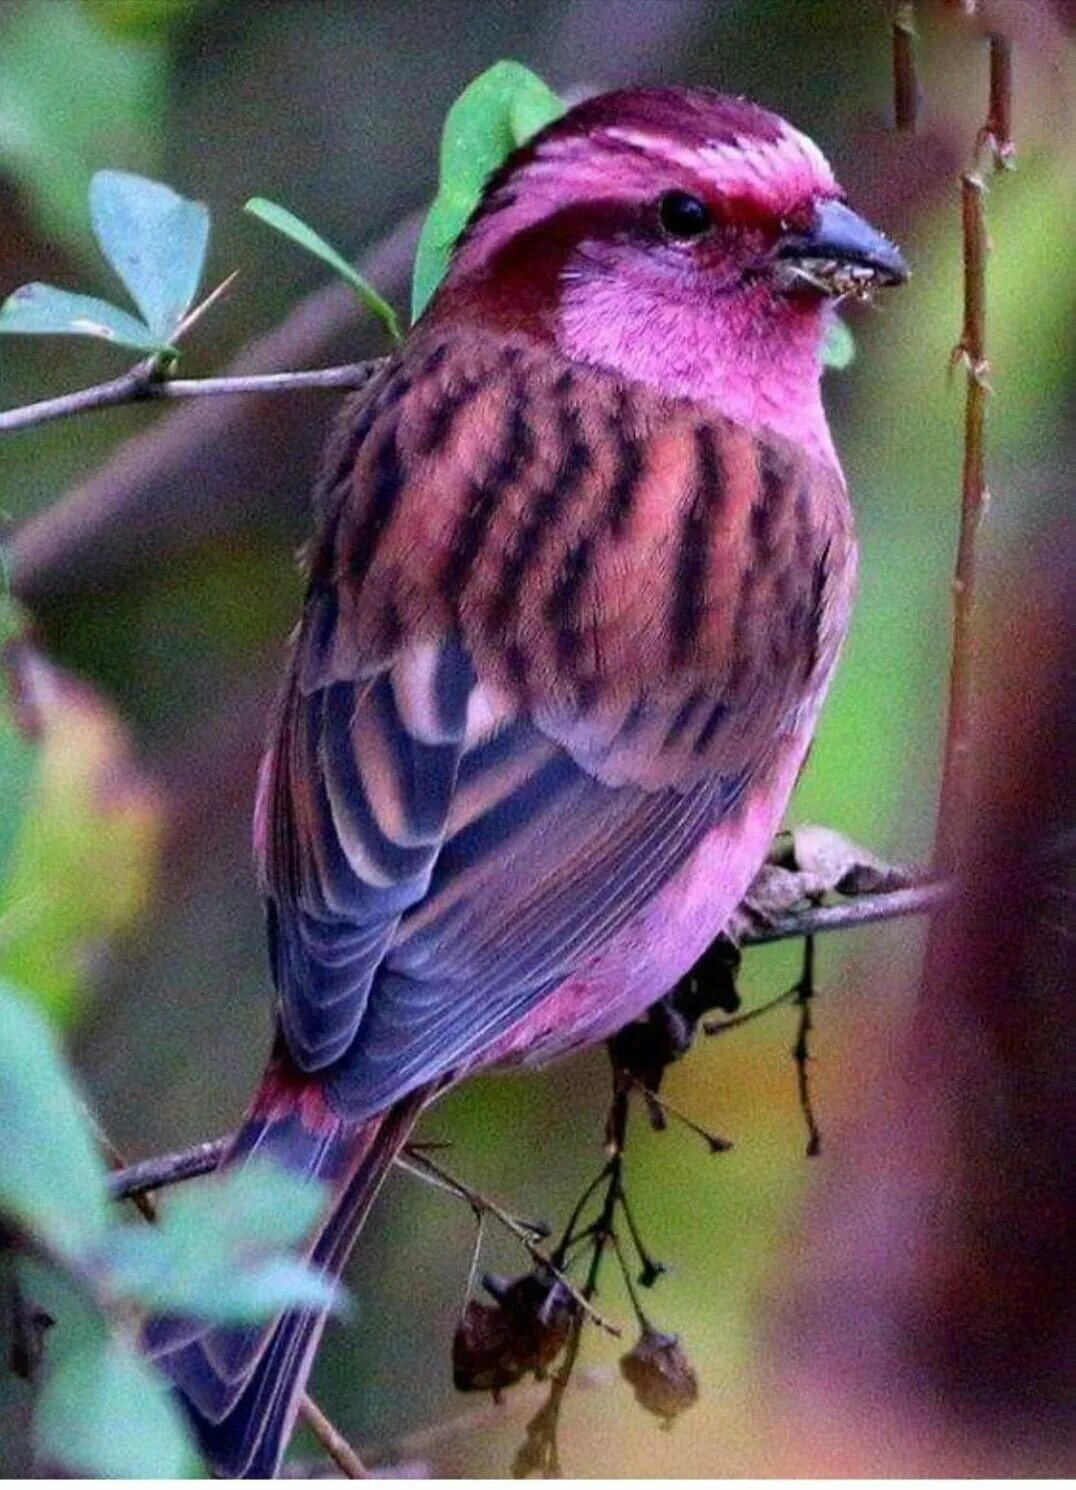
[89,169,209,342]
[821,316,856,370]
[36,1329,199,1478]
[411,61,565,321]
[245,197,400,343]
[98,1159,341,1324]
[0,283,164,353]
[0,981,110,1259]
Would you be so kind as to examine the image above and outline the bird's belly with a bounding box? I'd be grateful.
[479,727,812,1072]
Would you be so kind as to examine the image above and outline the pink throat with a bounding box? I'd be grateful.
[556,271,840,473]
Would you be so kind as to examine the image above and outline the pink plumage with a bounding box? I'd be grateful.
[152,85,906,1477]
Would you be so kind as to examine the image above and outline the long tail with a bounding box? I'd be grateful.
[147,1063,423,1478]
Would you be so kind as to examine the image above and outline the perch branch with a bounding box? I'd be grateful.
[0,361,384,436]
[106,875,950,1203]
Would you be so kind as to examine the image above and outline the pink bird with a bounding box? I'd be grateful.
[151,86,906,1475]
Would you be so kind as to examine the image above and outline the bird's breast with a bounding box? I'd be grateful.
[312,328,855,790]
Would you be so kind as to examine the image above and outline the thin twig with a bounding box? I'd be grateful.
[979,32,1016,169]
[738,877,949,944]
[892,3,919,132]
[298,1392,370,1479]
[933,30,1012,872]
[791,936,822,1158]
[0,361,383,435]
[404,1149,620,1338]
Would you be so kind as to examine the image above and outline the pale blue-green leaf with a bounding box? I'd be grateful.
[89,170,209,341]
[245,197,400,343]
[95,1158,338,1322]
[0,283,165,353]
[0,981,110,1258]
[411,61,565,321]
[822,316,856,371]
[98,1222,339,1323]
[36,1331,199,1478]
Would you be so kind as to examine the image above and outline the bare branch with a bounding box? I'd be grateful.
[738,877,949,943]
[0,362,384,436]
[298,1393,370,1480]
[979,32,1016,169]
[892,3,919,132]
[8,209,422,606]
[933,33,1014,873]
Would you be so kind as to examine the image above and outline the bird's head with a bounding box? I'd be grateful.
[431,86,907,467]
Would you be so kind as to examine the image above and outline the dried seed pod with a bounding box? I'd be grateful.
[619,1327,699,1424]
[452,1269,579,1396]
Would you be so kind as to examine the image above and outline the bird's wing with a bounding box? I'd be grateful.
[260,328,852,1112]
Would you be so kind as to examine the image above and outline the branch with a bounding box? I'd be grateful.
[0,362,384,436]
[8,209,422,606]
[933,30,1013,873]
[737,878,949,944]
[892,3,919,132]
[105,876,948,1201]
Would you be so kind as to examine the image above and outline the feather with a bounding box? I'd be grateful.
[260,325,854,1114]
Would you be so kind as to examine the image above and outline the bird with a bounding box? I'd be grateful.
[149,85,907,1476]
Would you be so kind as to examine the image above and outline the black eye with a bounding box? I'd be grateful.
[658,190,712,240]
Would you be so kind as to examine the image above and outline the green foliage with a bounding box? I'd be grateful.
[36,1326,199,1479]
[0,284,171,355]
[410,60,565,322]
[0,171,208,356]
[101,1161,337,1323]
[0,0,168,256]
[821,315,855,370]
[0,651,162,1027]
[245,196,401,343]
[0,981,111,1260]
[89,170,209,344]
[0,984,339,1476]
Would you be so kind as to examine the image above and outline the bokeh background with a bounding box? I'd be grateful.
[0,0,1072,1477]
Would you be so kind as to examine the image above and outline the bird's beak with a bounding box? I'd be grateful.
[775,199,909,298]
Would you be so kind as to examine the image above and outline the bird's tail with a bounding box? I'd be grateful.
[146,1058,423,1478]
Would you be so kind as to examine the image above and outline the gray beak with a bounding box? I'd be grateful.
[777,199,909,294]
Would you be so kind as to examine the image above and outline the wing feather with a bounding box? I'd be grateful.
[260,325,854,1111]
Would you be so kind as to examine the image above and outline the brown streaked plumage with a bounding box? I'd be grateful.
[151,84,906,1478]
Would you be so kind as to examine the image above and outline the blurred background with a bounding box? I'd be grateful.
[0,0,1072,1477]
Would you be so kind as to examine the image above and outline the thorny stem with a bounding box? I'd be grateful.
[933,32,1013,873]
[892,3,919,132]
[980,32,1015,169]
[0,360,384,435]
[791,936,822,1158]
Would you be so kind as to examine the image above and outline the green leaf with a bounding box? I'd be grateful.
[821,316,856,371]
[0,650,162,1027]
[89,170,210,342]
[410,61,565,322]
[0,282,165,353]
[36,1329,199,1478]
[0,592,37,886]
[0,980,110,1259]
[0,0,167,257]
[245,197,400,344]
[99,1159,340,1323]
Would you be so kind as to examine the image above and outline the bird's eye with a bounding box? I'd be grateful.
[658,191,713,240]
